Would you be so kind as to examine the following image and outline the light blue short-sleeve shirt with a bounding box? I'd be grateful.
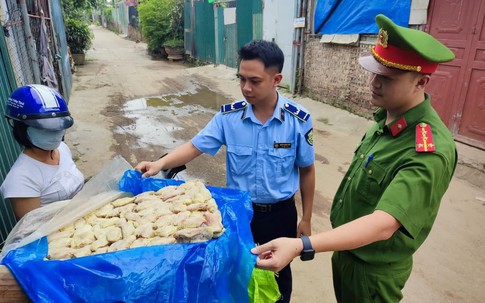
[192,93,314,203]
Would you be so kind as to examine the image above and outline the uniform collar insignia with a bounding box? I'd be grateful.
[388,117,407,137]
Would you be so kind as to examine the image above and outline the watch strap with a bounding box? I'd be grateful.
[301,235,313,251]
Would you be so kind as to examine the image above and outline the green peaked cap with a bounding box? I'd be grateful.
[376,14,455,63]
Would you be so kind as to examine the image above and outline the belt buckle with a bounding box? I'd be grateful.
[255,203,272,212]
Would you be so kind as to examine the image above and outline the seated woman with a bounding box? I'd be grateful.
[0,84,84,220]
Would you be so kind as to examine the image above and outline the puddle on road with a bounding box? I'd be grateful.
[144,86,233,111]
[117,85,234,150]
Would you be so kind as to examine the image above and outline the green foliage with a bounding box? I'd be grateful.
[163,38,184,48]
[61,0,96,54]
[61,0,100,19]
[138,0,170,53]
[61,0,85,19]
[167,0,184,40]
[183,56,209,68]
[138,0,184,53]
[103,7,114,24]
[66,18,94,54]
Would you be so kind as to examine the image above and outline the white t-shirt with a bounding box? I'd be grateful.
[0,142,84,206]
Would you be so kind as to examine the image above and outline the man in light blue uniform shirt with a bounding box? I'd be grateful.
[136,40,315,302]
[192,92,314,204]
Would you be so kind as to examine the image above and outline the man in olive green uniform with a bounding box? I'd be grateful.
[252,14,457,302]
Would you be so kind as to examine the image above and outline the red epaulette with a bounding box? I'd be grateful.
[416,122,435,152]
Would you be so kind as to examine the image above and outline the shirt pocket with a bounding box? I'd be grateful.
[227,145,253,176]
[268,147,296,180]
[356,160,387,206]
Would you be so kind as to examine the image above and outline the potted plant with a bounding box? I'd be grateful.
[138,0,184,59]
[138,0,171,57]
[66,18,93,65]
[162,0,185,61]
[163,38,184,61]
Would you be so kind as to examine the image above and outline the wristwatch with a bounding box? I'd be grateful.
[300,235,315,261]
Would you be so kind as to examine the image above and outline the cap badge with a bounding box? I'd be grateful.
[377,28,388,48]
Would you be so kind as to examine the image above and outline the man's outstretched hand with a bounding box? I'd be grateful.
[250,237,302,272]
[134,161,163,178]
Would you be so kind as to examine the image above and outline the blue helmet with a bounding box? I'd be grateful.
[6,85,73,131]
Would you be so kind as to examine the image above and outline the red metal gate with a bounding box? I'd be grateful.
[426,0,485,149]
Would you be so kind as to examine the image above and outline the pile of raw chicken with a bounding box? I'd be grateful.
[47,180,225,260]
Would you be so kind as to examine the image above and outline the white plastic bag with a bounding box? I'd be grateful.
[0,155,133,260]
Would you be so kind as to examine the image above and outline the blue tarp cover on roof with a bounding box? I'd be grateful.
[2,170,256,302]
[314,0,412,34]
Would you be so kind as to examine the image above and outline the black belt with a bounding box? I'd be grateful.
[252,195,295,213]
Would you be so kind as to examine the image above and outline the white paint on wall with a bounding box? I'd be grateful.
[409,0,429,24]
[224,7,236,25]
[262,0,298,91]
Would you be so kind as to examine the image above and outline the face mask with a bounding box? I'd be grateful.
[27,127,65,151]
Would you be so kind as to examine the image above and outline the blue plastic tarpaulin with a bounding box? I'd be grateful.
[2,170,256,302]
[314,0,411,34]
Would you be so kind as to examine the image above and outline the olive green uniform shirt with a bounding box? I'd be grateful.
[330,94,457,265]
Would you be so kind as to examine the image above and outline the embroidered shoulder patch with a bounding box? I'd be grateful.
[283,103,310,122]
[220,101,247,114]
[416,122,435,152]
[305,128,313,146]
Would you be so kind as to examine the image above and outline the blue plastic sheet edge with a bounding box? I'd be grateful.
[314,0,412,34]
[2,170,256,303]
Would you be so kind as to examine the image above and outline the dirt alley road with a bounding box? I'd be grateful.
[65,26,485,302]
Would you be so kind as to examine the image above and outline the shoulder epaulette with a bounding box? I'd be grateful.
[220,101,248,114]
[415,122,436,152]
[283,103,310,122]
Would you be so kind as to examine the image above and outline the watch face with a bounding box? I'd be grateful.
[300,249,315,261]
[300,235,314,261]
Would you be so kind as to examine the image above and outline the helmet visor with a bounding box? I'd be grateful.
[24,115,74,131]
